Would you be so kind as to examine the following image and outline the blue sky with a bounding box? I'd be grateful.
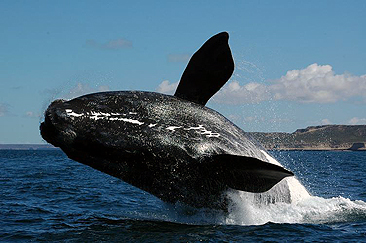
[1,0,365,144]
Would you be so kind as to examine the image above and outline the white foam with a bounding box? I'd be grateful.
[223,150,337,226]
[225,192,366,225]
[286,177,311,203]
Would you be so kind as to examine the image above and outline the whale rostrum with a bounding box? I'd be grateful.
[40,32,293,210]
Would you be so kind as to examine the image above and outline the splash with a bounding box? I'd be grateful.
[224,151,366,225]
[225,192,366,225]
[134,150,366,226]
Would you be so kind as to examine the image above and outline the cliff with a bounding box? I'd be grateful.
[249,125,366,151]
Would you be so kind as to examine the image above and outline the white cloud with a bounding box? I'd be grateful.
[270,63,366,103]
[86,38,132,50]
[156,80,179,95]
[214,63,366,104]
[155,79,270,105]
[348,117,366,125]
[155,63,366,105]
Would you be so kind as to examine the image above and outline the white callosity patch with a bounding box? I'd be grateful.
[64,109,220,138]
[166,126,182,131]
[65,109,83,119]
[65,109,144,125]
[90,111,112,120]
[185,125,220,138]
[109,117,144,125]
[164,124,220,138]
[164,125,220,138]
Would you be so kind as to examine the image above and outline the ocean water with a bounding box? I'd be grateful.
[1,149,366,242]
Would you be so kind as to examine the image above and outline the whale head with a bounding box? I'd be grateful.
[40,99,77,148]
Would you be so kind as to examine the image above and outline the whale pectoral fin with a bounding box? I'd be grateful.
[211,154,294,193]
[174,32,234,106]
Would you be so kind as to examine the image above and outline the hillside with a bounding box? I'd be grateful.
[249,125,366,151]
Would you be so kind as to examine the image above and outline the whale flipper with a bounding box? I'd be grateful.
[209,154,294,193]
[174,32,234,105]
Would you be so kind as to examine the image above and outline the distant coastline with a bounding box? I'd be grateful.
[0,144,59,150]
[1,125,365,151]
[249,125,366,151]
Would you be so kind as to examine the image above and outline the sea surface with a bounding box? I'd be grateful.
[1,149,366,242]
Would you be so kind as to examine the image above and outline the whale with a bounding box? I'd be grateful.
[40,32,293,210]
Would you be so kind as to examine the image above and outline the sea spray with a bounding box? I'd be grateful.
[226,192,366,225]
[224,151,366,225]
[152,150,366,226]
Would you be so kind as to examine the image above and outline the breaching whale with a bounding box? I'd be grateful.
[40,32,293,210]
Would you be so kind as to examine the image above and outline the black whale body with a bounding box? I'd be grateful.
[40,32,293,210]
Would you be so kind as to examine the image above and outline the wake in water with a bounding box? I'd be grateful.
[159,150,366,226]
[226,179,366,225]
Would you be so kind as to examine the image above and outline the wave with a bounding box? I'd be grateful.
[226,151,366,225]
[226,188,366,225]
[156,151,366,226]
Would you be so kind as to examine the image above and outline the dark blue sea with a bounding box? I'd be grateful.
[1,149,366,242]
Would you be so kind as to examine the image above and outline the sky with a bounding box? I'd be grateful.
[0,0,365,144]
